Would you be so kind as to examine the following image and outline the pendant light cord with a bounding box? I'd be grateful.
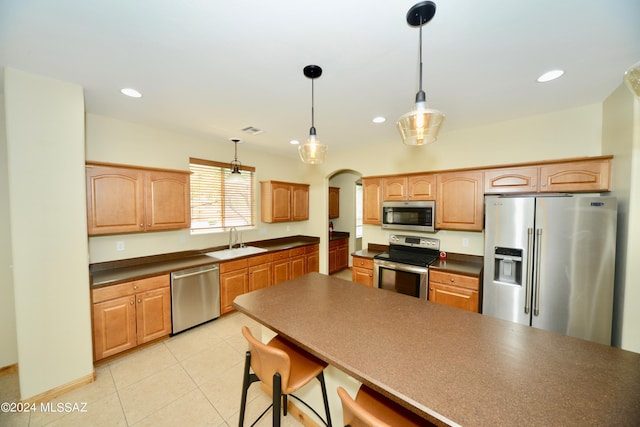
[419,20,423,93]
[311,78,316,129]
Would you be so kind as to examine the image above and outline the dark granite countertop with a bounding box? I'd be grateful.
[90,235,320,288]
[234,273,640,426]
[329,231,349,241]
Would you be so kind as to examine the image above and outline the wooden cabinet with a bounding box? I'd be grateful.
[92,274,171,361]
[539,159,610,193]
[352,255,374,286]
[329,187,340,218]
[407,174,436,200]
[306,244,320,273]
[261,181,310,223]
[272,250,291,285]
[383,176,407,201]
[290,247,307,280]
[362,177,382,224]
[436,170,484,231]
[220,259,249,314]
[248,254,271,292]
[329,238,349,274]
[86,163,190,235]
[428,270,480,313]
[485,159,611,194]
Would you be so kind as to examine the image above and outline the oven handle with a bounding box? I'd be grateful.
[373,259,430,274]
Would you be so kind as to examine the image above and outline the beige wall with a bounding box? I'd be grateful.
[4,68,93,398]
[0,94,18,369]
[603,84,640,352]
[329,170,361,266]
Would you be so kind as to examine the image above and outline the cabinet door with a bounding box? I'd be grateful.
[329,187,340,219]
[272,252,290,285]
[428,282,479,313]
[269,182,292,222]
[407,174,436,200]
[220,269,249,314]
[383,176,407,201]
[539,159,611,193]
[136,287,172,344]
[362,178,382,224]
[145,170,191,231]
[352,267,373,286]
[484,166,539,194]
[337,242,349,272]
[92,295,137,360]
[290,255,306,279]
[291,184,310,221]
[249,263,271,291]
[86,165,145,235]
[436,171,484,231]
[306,245,320,273]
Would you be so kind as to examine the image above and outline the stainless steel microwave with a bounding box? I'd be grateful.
[381,201,435,233]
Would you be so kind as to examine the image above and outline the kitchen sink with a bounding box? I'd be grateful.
[205,246,268,260]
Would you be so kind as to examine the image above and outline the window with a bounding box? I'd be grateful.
[189,157,255,234]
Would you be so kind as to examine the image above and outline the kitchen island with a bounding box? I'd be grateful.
[233,273,640,426]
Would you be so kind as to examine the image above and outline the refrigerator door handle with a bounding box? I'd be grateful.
[524,228,534,314]
[533,228,543,316]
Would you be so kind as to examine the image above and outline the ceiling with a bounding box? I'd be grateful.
[1,0,639,159]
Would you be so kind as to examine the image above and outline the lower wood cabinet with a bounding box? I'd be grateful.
[220,259,249,315]
[92,274,171,361]
[428,270,480,313]
[306,244,320,273]
[248,254,271,292]
[329,238,349,274]
[351,255,374,286]
[290,247,306,280]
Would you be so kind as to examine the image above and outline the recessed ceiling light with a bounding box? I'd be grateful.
[372,116,386,123]
[120,88,142,98]
[289,139,300,145]
[537,70,565,83]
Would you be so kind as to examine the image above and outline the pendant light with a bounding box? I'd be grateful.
[397,1,445,146]
[299,65,328,164]
[228,138,243,182]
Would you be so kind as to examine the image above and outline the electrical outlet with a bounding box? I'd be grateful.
[116,241,125,251]
[462,238,469,248]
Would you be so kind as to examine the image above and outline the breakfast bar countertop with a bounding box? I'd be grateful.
[233,272,640,427]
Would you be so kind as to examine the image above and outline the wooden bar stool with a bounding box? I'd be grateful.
[239,326,332,427]
[337,385,433,427]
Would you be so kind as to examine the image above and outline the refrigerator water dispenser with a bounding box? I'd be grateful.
[494,247,522,285]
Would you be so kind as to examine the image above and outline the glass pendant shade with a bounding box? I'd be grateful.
[624,61,640,97]
[397,101,445,145]
[298,128,327,164]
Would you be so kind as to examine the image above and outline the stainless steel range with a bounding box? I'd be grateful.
[373,234,440,299]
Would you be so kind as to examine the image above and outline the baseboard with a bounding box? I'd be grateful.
[21,371,96,404]
[0,363,18,377]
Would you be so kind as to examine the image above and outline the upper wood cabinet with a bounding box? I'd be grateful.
[436,170,484,231]
[539,159,610,193]
[329,187,340,218]
[362,177,382,224]
[485,159,611,194]
[382,174,436,201]
[261,180,309,223]
[86,163,190,235]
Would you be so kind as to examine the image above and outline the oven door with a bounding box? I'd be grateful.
[373,259,428,299]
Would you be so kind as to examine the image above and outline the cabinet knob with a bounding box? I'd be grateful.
[130,300,135,305]
[450,278,455,282]
[140,224,144,227]
[148,223,151,227]
[137,299,142,303]
[133,285,138,290]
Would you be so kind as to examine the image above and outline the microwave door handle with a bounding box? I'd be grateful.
[524,228,534,314]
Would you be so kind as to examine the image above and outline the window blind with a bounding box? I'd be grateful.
[189,158,255,233]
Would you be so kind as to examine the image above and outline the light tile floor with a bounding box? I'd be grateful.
[0,270,352,427]
[0,313,303,427]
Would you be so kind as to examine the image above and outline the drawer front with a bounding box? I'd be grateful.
[271,250,289,261]
[429,270,479,291]
[352,256,373,269]
[305,244,319,254]
[219,258,249,273]
[289,247,306,257]
[248,253,271,267]
[92,274,169,303]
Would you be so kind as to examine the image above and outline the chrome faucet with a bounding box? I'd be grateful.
[228,227,238,249]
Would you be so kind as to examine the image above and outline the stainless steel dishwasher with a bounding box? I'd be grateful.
[170,264,220,334]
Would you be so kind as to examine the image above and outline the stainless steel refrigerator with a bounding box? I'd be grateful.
[482,195,617,345]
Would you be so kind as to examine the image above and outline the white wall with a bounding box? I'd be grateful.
[4,69,93,398]
[0,94,18,369]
